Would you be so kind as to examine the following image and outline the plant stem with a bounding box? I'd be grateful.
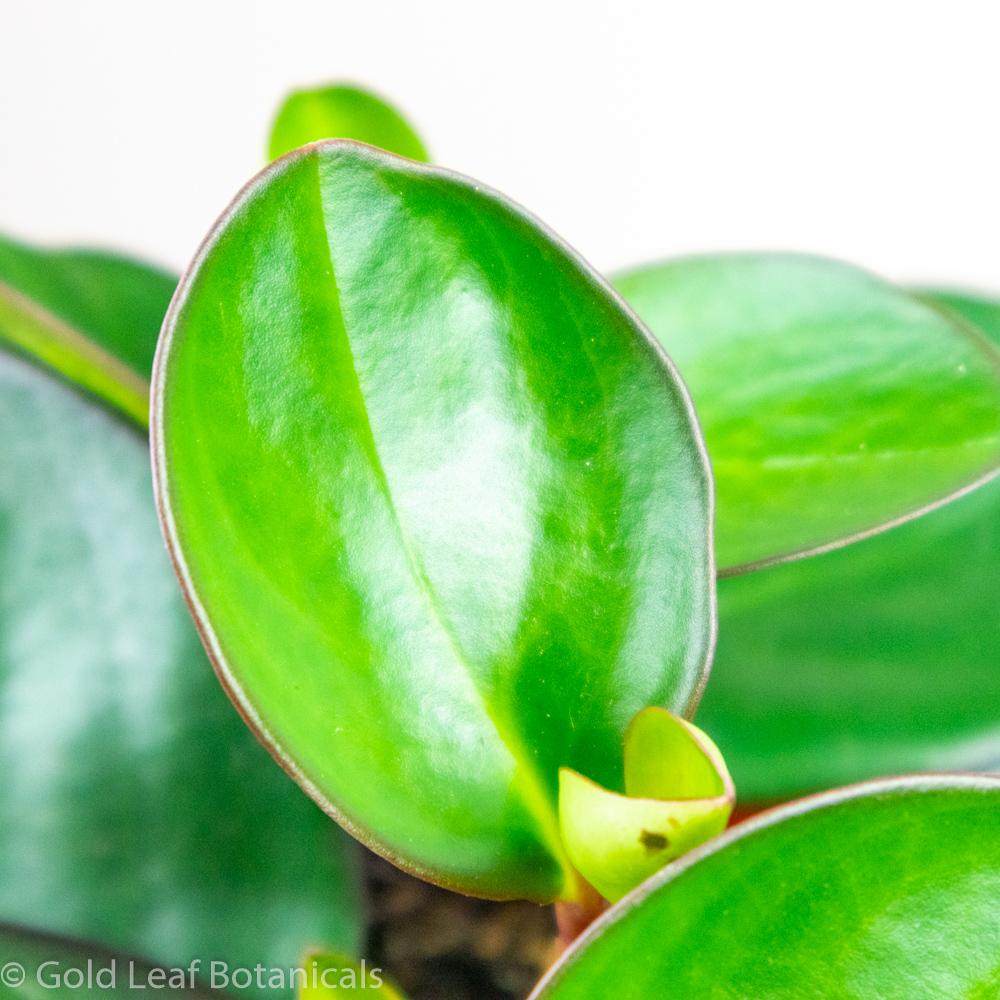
[553,881,607,952]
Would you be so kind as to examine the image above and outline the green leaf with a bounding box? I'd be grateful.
[0,232,176,426]
[269,84,429,162]
[614,253,1000,573]
[559,709,733,902]
[300,952,405,999]
[0,349,364,995]
[700,474,1000,803]
[532,777,1000,999]
[699,289,1000,805]
[153,140,715,903]
[0,923,222,997]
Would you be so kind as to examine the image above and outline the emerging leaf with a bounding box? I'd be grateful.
[559,709,733,902]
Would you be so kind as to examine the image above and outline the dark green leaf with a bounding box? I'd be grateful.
[269,84,429,162]
[615,254,1000,572]
[153,141,714,902]
[0,233,175,425]
[0,350,363,995]
[700,473,1000,802]
[532,777,1000,999]
[0,923,222,997]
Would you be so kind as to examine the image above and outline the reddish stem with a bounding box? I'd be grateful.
[553,881,607,954]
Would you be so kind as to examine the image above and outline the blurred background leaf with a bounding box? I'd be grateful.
[0,239,364,996]
[616,253,1000,572]
[0,923,224,997]
[696,288,1000,804]
[269,83,429,162]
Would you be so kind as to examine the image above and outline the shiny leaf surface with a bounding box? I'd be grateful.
[0,232,175,425]
[615,253,1000,572]
[533,777,1000,999]
[559,709,733,902]
[269,84,429,162]
[0,350,363,994]
[699,290,1000,803]
[0,924,222,997]
[153,141,715,902]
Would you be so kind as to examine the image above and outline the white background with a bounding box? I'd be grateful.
[2,0,997,290]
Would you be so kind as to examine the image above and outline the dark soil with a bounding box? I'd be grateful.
[364,853,557,999]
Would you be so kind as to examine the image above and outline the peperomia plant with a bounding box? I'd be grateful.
[0,80,998,999]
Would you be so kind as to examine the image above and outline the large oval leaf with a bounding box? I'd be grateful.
[615,253,1000,572]
[532,776,1000,999]
[699,290,1000,804]
[269,84,429,162]
[153,140,715,903]
[0,348,363,993]
[0,233,175,425]
[0,924,222,997]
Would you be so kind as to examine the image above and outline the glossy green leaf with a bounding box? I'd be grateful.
[533,776,1000,999]
[699,289,1000,804]
[300,953,404,999]
[0,232,175,425]
[153,140,715,903]
[615,253,1000,573]
[269,84,429,162]
[0,924,222,997]
[559,709,733,902]
[0,348,363,995]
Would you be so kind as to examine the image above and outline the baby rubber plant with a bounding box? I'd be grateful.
[146,81,1000,996]
[0,233,363,991]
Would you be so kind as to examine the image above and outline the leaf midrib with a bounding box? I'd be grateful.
[310,159,576,897]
